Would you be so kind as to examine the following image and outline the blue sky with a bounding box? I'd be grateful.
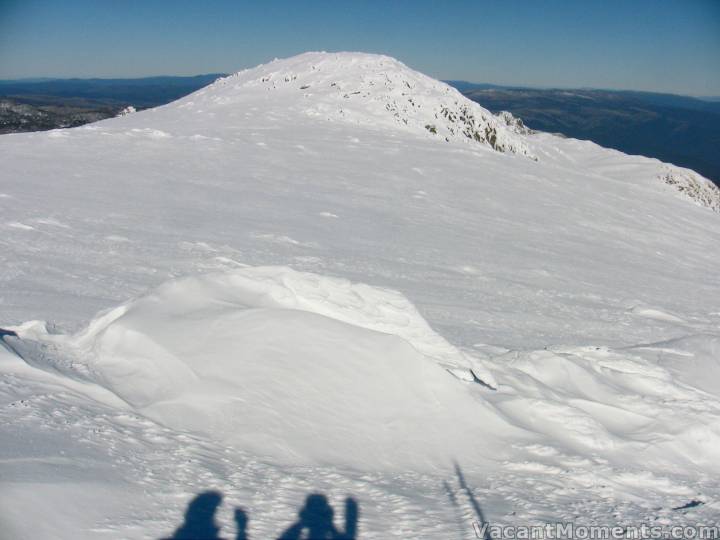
[1,0,718,96]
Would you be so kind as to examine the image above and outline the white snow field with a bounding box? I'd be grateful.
[1,52,720,538]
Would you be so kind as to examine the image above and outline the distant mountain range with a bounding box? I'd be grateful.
[0,74,225,107]
[1,74,717,187]
[448,82,720,186]
[0,74,226,135]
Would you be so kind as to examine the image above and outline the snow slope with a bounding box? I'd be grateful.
[2,52,720,538]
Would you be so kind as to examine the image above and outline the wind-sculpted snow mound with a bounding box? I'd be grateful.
[4,266,512,470]
[627,334,720,399]
[5,270,720,528]
[181,52,535,157]
[485,337,720,474]
[10,269,720,477]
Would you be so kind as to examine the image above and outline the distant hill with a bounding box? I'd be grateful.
[450,82,720,186]
[0,74,226,107]
[0,74,226,134]
[0,99,121,134]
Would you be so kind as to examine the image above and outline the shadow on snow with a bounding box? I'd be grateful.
[166,490,358,540]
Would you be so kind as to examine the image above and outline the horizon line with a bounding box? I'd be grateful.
[1,74,718,100]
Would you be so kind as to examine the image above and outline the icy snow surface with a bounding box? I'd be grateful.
[2,52,720,538]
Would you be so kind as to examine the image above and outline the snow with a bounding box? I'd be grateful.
[171,53,533,155]
[3,267,511,471]
[2,51,720,537]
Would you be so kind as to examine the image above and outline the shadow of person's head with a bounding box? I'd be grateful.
[171,490,223,539]
[279,493,357,540]
[299,493,335,528]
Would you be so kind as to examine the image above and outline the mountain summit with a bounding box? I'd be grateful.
[171,51,536,157]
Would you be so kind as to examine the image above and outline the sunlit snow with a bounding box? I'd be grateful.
[1,52,719,538]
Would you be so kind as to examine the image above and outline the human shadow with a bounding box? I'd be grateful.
[168,490,225,540]
[277,493,358,540]
[166,490,356,540]
[234,507,249,540]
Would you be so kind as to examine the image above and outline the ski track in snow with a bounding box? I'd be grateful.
[1,52,720,537]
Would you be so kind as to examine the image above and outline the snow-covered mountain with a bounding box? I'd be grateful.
[185,52,536,157]
[1,52,720,538]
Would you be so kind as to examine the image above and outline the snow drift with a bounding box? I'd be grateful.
[6,265,720,479]
[4,266,513,470]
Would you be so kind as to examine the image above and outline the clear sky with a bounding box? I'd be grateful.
[1,0,718,96]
